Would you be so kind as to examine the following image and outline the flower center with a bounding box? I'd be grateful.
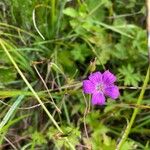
[96,83,104,92]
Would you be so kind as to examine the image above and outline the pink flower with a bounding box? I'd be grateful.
[83,70,120,105]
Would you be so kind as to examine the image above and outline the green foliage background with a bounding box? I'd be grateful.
[0,0,149,149]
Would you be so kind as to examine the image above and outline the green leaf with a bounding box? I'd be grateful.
[121,140,137,150]
[0,67,16,83]
[32,131,47,145]
[118,64,142,87]
[71,43,91,62]
[0,94,25,130]
[114,43,128,59]
[63,8,78,18]
[47,126,80,149]
[58,50,77,75]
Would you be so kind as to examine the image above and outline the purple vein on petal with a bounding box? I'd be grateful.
[92,92,105,105]
[104,85,120,99]
[89,71,102,84]
[102,70,116,85]
[83,80,95,94]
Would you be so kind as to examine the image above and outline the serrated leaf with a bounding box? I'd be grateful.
[71,43,91,62]
[118,64,141,87]
[47,126,80,149]
[32,131,47,145]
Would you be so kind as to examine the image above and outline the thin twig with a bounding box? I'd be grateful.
[0,39,75,150]
[2,136,28,149]
[82,92,92,150]
[33,64,61,113]
[4,136,18,150]
[108,11,142,19]
[116,1,150,148]
[116,67,150,150]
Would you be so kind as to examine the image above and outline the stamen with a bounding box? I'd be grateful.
[96,83,104,92]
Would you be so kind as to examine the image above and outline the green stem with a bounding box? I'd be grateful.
[77,0,82,6]
[51,0,56,29]
[63,101,71,125]
[116,67,150,150]
[0,39,75,150]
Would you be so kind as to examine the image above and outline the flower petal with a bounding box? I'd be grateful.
[92,92,105,105]
[83,80,95,94]
[102,70,116,85]
[89,71,102,84]
[104,85,120,99]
